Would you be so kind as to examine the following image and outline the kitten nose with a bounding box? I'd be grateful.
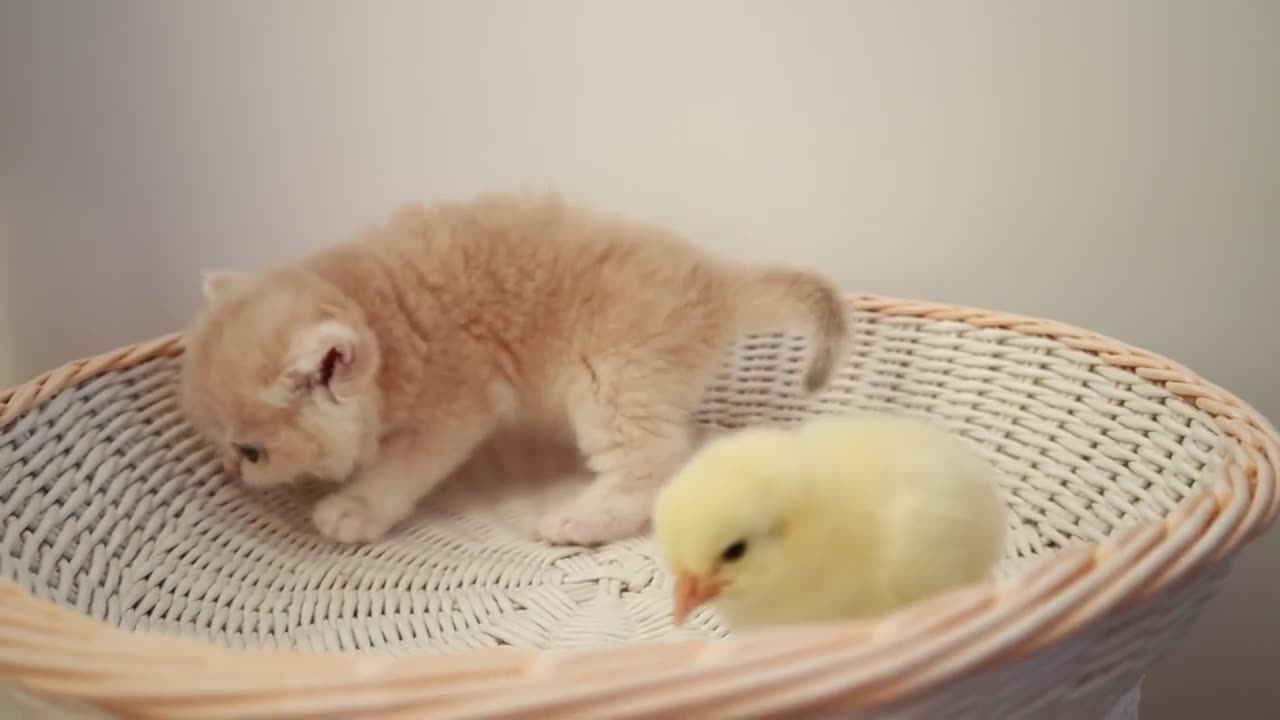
[221,457,242,480]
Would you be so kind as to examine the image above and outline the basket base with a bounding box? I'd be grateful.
[1105,683,1142,720]
[0,678,1148,720]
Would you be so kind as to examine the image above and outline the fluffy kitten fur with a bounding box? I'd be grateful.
[180,192,848,546]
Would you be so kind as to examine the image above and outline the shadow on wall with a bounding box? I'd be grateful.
[0,212,22,388]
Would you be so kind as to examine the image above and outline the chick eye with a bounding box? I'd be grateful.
[235,444,265,464]
[721,540,748,563]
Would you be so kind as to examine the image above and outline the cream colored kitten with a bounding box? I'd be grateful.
[180,192,849,546]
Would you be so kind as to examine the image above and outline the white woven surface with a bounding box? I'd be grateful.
[0,310,1223,660]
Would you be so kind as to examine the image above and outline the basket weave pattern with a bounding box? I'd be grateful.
[0,295,1275,718]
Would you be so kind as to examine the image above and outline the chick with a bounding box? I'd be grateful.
[653,414,1007,630]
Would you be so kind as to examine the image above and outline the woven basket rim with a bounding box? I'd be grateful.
[1,293,1276,719]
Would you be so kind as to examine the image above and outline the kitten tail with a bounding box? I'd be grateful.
[730,267,850,392]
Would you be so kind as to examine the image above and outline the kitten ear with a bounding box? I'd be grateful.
[201,270,250,301]
[285,321,360,393]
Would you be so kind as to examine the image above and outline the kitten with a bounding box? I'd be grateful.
[180,192,849,546]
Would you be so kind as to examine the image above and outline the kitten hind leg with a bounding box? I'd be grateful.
[538,363,701,546]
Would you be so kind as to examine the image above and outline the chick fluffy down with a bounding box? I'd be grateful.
[654,414,1008,630]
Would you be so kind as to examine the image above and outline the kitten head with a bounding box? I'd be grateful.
[180,269,383,488]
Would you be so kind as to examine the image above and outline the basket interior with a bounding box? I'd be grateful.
[0,310,1224,654]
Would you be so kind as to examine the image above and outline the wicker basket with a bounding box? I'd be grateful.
[0,294,1274,719]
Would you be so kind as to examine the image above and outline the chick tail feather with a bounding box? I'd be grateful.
[881,490,1007,606]
[728,267,850,392]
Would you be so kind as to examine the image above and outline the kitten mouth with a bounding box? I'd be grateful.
[295,474,336,492]
[220,459,242,481]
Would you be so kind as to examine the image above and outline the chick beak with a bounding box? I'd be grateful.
[673,572,724,626]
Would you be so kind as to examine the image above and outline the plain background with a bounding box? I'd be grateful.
[0,2,1276,716]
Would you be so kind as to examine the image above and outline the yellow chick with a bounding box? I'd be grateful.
[653,414,1007,630]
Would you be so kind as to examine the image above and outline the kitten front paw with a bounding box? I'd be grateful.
[312,492,397,544]
[537,490,651,546]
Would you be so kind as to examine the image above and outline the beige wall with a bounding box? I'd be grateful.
[1,2,1276,716]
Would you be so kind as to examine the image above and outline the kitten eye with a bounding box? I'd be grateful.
[235,444,265,464]
[721,540,748,563]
